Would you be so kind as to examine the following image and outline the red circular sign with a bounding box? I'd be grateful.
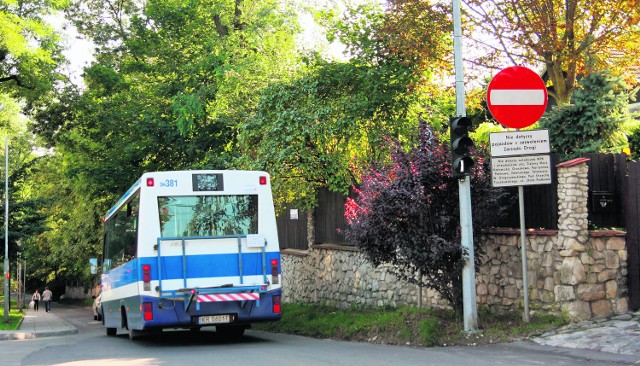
[486,66,548,129]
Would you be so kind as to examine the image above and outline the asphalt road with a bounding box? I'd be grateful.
[1,305,637,366]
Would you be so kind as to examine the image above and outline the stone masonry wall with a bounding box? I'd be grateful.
[553,159,628,319]
[282,158,629,320]
[477,230,627,319]
[282,245,449,309]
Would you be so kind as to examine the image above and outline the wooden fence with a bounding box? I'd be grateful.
[626,161,640,310]
[586,153,629,228]
[276,153,633,250]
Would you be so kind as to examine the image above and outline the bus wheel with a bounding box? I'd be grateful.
[106,327,117,336]
[129,328,142,341]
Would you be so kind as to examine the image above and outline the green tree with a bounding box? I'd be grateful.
[236,58,418,210]
[539,70,636,159]
[464,0,640,105]
[236,0,455,211]
[28,0,304,286]
[0,98,48,285]
[378,0,452,80]
[23,153,100,290]
[1,1,70,274]
[629,128,640,160]
[0,0,68,107]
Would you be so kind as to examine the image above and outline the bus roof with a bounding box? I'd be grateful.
[102,170,270,222]
[104,178,142,222]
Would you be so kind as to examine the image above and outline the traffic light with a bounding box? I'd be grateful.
[450,116,474,178]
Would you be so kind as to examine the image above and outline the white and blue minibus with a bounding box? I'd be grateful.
[99,170,282,340]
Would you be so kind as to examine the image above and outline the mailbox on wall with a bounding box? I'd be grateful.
[592,191,616,213]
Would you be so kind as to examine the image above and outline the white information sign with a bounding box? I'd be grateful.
[491,155,552,187]
[490,130,550,157]
[247,234,266,248]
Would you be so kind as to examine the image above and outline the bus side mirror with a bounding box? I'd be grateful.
[90,258,98,275]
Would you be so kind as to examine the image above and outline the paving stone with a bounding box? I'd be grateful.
[532,312,640,356]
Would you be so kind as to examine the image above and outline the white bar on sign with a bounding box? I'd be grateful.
[489,89,545,106]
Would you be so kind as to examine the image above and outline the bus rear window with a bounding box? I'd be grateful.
[158,195,258,237]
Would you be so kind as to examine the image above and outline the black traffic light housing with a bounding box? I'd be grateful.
[450,116,474,178]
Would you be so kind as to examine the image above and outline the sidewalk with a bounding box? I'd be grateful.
[0,305,78,341]
[533,312,640,357]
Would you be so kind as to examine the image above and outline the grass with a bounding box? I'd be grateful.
[0,297,569,343]
[0,296,25,330]
[253,303,569,347]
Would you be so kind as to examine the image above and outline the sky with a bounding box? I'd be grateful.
[47,12,96,85]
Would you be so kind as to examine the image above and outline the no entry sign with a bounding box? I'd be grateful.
[487,66,548,129]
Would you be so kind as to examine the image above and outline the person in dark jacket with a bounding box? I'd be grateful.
[32,290,41,311]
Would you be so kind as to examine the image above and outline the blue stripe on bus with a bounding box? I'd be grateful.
[105,252,281,289]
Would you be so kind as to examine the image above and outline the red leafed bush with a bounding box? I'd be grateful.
[344,121,511,313]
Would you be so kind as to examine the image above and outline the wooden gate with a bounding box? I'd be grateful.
[276,205,309,250]
[626,161,640,311]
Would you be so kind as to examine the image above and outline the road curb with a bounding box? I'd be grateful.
[0,327,78,341]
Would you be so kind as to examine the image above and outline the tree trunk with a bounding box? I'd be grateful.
[545,61,574,105]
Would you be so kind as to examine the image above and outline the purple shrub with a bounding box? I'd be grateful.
[344,121,511,313]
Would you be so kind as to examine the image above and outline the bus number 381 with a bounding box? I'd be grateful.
[159,179,178,187]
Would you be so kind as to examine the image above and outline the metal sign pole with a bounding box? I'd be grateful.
[460,176,478,331]
[23,259,26,310]
[486,67,548,325]
[4,137,9,323]
[453,0,478,332]
[518,185,530,322]
[17,261,21,311]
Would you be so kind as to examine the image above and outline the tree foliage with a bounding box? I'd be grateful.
[236,57,420,210]
[630,123,640,161]
[464,0,640,104]
[23,153,102,291]
[0,0,68,108]
[0,0,69,289]
[27,0,303,287]
[0,99,49,287]
[35,0,302,191]
[539,70,636,159]
[343,121,511,313]
[379,0,452,79]
[236,1,456,210]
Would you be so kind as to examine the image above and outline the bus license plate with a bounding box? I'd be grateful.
[198,315,231,325]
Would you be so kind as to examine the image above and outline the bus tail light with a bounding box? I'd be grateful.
[142,302,153,321]
[259,176,267,185]
[270,259,279,285]
[272,295,281,314]
[146,178,154,186]
[142,264,151,291]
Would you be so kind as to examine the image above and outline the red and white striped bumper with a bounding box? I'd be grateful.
[197,293,260,302]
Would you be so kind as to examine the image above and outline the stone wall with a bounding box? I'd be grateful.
[63,284,96,299]
[281,158,630,320]
[282,245,449,309]
[476,230,627,319]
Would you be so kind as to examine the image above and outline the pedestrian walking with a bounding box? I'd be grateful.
[42,287,53,313]
[32,290,41,311]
